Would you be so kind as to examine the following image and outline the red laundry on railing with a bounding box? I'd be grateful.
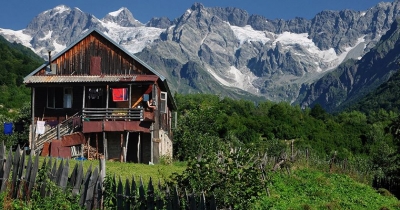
[112,88,128,102]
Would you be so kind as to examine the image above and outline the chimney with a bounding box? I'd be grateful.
[48,50,52,72]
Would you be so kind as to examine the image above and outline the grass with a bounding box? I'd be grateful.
[49,157,187,185]
[251,167,400,209]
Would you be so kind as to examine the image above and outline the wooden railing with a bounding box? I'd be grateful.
[82,108,143,121]
[35,112,81,154]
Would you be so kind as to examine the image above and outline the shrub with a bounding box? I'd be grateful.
[169,146,270,209]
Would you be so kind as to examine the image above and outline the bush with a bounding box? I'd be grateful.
[169,146,270,209]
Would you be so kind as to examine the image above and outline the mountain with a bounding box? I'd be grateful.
[348,65,400,114]
[1,2,400,106]
[296,17,400,112]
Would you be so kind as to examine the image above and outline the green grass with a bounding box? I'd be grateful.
[251,168,400,209]
[66,158,186,185]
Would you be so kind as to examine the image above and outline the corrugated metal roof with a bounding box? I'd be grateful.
[24,75,159,84]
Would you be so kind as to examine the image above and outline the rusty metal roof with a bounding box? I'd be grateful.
[24,75,159,84]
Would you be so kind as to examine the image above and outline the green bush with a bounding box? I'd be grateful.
[169,146,270,209]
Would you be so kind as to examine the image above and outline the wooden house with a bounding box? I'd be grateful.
[23,29,176,164]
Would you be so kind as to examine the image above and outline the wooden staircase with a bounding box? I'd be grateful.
[34,113,81,154]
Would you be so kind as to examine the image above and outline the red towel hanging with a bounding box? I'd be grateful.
[112,88,128,102]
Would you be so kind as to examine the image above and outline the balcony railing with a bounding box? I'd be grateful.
[82,108,143,121]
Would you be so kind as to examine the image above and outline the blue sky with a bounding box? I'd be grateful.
[0,0,391,30]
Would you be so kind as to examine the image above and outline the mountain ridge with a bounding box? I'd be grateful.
[1,1,399,108]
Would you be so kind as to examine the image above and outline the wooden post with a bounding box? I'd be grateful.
[103,131,108,160]
[128,84,132,109]
[124,132,129,162]
[82,86,85,109]
[31,87,36,152]
[150,124,154,164]
[87,135,90,159]
[120,133,123,162]
[96,133,99,159]
[137,132,141,163]
[99,155,105,209]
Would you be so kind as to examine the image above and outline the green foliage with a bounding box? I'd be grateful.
[0,102,31,148]
[0,35,43,116]
[174,93,378,161]
[170,146,269,209]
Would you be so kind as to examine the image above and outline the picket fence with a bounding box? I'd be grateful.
[0,143,216,209]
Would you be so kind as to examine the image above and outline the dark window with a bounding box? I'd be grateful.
[47,87,72,109]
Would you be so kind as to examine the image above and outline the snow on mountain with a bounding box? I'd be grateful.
[101,22,164,54]
[109,8,125,17]
[0,2,398,103]
[230,24,271,45]
[44,5,70,17]
[0,28,33,49]
[207,66,259,93]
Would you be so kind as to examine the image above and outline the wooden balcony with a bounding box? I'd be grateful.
[82,108,143,121]
[81,108,155,133]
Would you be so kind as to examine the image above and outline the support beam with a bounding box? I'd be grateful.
[120,133,123,162]
[131,85,153,108]
[150,123,154,164]
[137,132,141,163]
[82,86,86,109]
[31,87,36,152]
[125,132,129,162]
[87,135,91,159]
[103,131,107,160]
[96,133,99,159]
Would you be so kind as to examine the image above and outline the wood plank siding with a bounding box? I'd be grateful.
[36,33,152,76]
[24,29,176,163]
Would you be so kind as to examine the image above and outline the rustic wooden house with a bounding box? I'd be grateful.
[23,29,176,164]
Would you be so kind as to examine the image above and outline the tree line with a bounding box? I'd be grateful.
[173,93,400,191]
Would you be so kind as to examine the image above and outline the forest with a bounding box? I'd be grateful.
[172,93,400,196]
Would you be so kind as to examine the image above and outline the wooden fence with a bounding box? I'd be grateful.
[0,142,216,209]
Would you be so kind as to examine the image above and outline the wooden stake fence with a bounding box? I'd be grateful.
[0,142,216,209]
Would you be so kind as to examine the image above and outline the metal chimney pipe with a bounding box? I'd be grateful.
[48,51,52,72]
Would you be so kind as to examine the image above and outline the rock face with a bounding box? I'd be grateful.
[296,18,400,112]
[1,2,400,107]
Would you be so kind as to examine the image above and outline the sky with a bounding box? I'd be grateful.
[0,0,392,30]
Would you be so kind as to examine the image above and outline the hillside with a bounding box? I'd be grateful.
[0,35,43,113]
[346,65,400,113]
[253,167,400,209]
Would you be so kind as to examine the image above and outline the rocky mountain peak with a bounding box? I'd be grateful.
[102,7,143,27]
[191,2,205,11]
[2,1,400,107]
[146,17,173,29]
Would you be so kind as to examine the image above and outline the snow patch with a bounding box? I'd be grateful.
[40,31,52,40]
[101,21,164,53]
[207,66,258,93]
[0,29,33,48]
[52,5,70,16]
[53,40,66,53]
[109,8,125,17]
[230,25,270,45]
[272,32,365,71]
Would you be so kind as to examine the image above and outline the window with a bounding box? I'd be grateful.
[160,91,167,113]
[64,87,73,108]
[47,87,73,109]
